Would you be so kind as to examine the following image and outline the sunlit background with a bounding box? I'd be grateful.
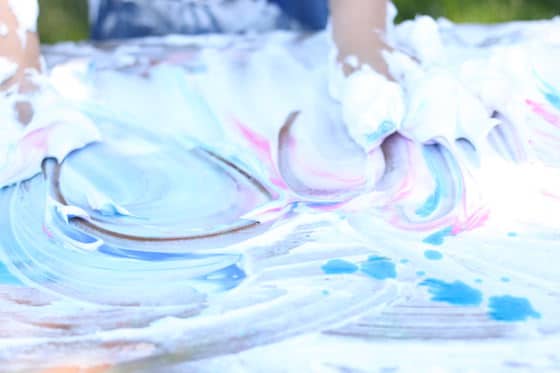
[38,0,558,44]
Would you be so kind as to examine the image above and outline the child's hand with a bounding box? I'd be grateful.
[329,0,404,154]
[0,0,41,94]
[330,0,392,78]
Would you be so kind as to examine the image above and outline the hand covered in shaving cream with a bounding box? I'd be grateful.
[328,0,405,154]
[0,0,100,188]
[330,11,499,156]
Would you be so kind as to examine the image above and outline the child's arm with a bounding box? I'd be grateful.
[330,0,391,77]
[0,0,41,91]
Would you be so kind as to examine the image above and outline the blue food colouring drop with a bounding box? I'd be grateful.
[501,277,511,283]
[321,259,358,275]
[423,226,454,246]
[545,91,560,110]
[360,256,397,280]
[488,295,541,322]
[507,232,518,237]
[416,271,426,277]
[420,279,483,306]
[400,259,409,264]
[424,250,443,260]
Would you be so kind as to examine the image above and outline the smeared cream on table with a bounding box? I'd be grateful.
[0,8,560,372]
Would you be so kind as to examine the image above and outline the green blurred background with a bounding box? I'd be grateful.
[38,0,559,44]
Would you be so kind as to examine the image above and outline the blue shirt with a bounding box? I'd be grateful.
[90,0,329,40]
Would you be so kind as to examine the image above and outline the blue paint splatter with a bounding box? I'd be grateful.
[475,278,483,284]
[400,259,409,264]
[416,188,440,218]
[420,279,483,306]
[0,262,22,285]
[507,232,518,238]
[416,271,426,277]
[501,277,511,283]
[545,92,560,110]
[322,259,358,275]
[488,295,541,322]
[424,250,444,260]
[423,226,454,246]
[322,290,330,296]
[537,76,560,110]
[361,256,397,280]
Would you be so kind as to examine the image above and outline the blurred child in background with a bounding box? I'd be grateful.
[1,0,392,91]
